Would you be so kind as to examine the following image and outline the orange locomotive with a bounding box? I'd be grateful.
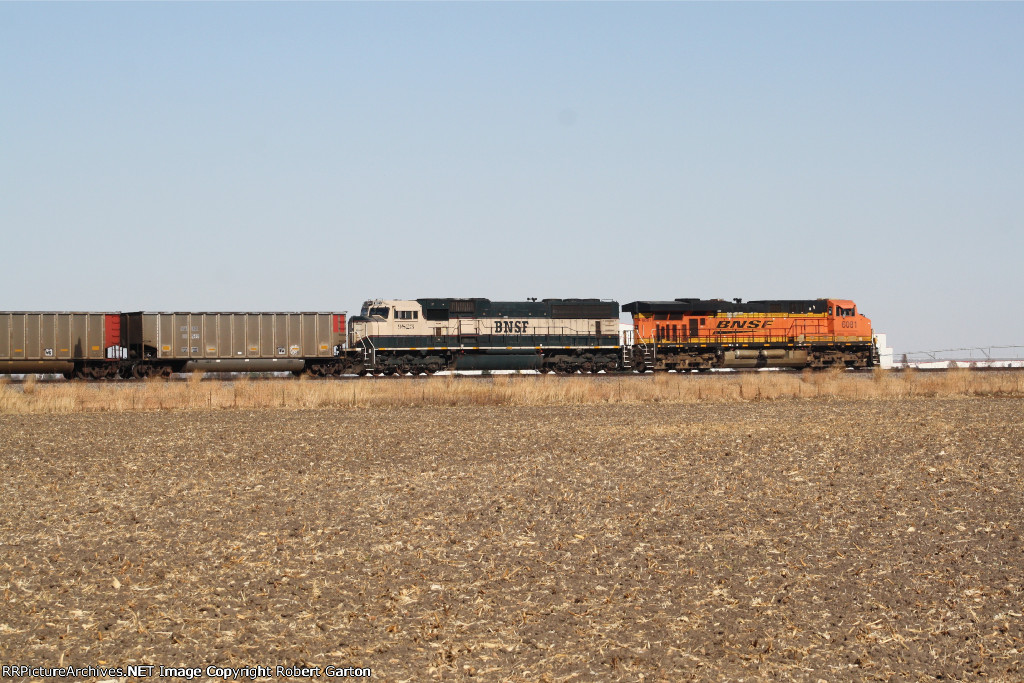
[622,298,877,371]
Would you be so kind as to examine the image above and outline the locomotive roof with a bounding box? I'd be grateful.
[622,299,831,315]
[416,298,618,319]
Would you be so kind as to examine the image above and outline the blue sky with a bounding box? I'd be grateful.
[2,2,1021,355]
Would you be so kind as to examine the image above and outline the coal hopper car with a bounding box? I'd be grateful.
[0,312,122,379]
[118,312,357,377]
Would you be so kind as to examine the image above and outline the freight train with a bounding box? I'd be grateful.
[0,297,877,378]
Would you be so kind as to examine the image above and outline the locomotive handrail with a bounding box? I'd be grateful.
[641,333,874,346]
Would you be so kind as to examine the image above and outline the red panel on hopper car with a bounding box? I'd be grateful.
[104,314,121,350]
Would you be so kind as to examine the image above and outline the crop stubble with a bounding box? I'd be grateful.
[1,399,1022,681]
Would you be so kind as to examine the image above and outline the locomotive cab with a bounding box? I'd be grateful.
[826,299,872,340]
[349,299,428,348]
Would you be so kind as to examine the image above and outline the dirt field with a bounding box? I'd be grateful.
[2,398,1022,681]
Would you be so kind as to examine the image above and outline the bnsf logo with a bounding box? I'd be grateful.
[715,319,774,330]
[494,320,530,334]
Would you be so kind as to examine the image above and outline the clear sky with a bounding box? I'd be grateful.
[2,2,1021,355]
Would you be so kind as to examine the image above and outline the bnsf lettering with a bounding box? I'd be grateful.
[495,320,530,334]
[714,319,774,330]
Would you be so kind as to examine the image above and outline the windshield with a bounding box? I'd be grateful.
[359,301,391,318]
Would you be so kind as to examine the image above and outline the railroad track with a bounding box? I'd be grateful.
[4,365,1023,385]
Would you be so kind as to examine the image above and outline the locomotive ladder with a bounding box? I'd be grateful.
[620,328,638,370]
[627,339,655,371]
[360,337,376,371]
[640,342,655,368]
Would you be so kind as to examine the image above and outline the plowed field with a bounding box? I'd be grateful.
[2,398,1022,681]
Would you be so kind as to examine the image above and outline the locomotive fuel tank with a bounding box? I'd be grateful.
[719,348,810,368]
[453,350,544,371]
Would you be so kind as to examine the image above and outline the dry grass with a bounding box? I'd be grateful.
[2,368,1023,414]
